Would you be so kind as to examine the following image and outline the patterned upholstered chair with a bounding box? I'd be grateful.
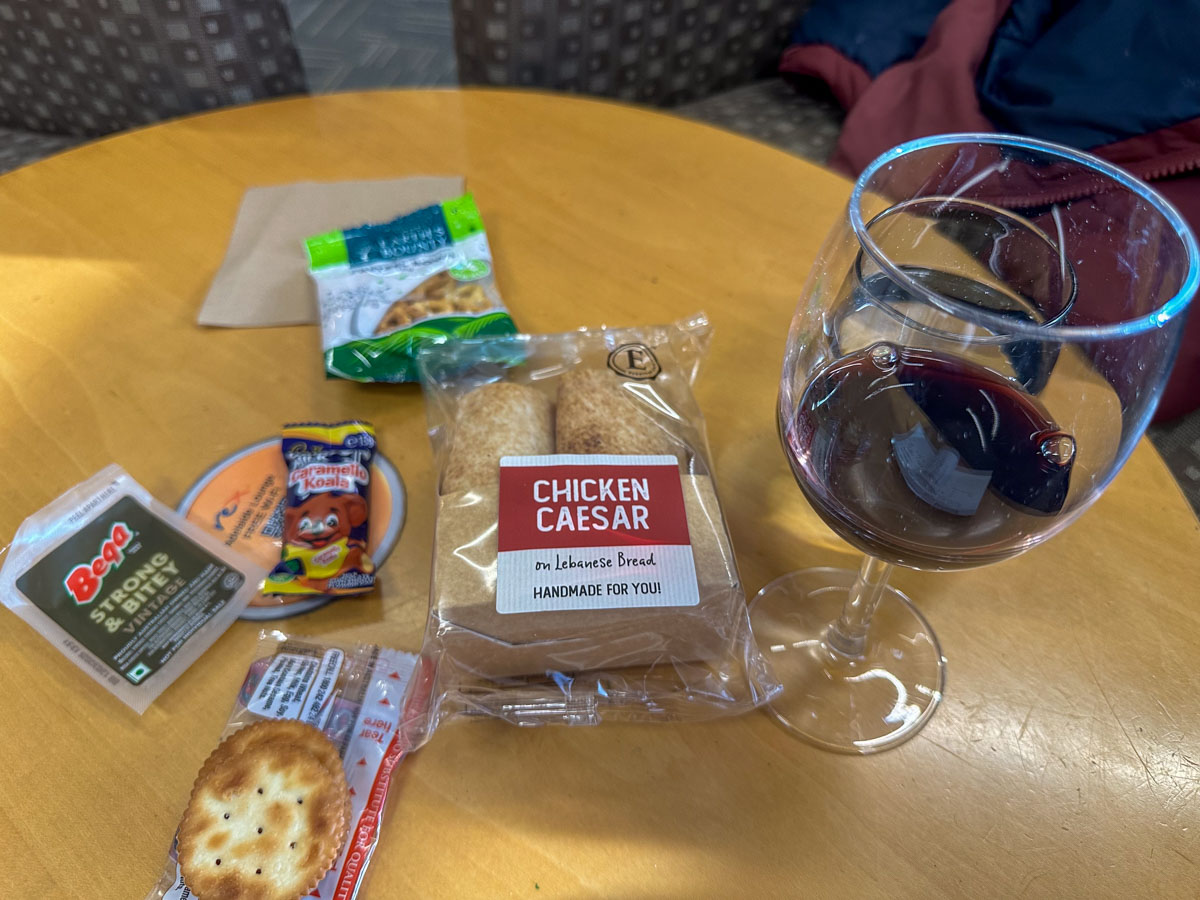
[0,0,306,172]
[449,0,842,161]
[452,0,800,105]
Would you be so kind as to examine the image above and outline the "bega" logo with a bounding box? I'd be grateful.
[64,522,134,605]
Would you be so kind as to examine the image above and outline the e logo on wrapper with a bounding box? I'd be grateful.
[607,343,662,380]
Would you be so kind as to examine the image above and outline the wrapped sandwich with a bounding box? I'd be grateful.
[411,314,779,732]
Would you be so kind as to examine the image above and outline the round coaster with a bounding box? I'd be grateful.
[178,438,405,619]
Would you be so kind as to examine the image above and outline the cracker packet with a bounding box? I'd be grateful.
[0,465,264,714]
[306,193,518,382]
[146,630,426,900]
[409,314,780,735]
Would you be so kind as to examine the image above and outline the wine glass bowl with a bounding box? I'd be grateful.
[752,134,1199,753]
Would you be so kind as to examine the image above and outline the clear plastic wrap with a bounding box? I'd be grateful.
[411,313,780,734]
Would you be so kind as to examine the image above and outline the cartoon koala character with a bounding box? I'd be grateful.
[285,493,366,548]
[278,493,375,582]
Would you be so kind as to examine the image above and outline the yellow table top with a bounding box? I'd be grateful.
[1,90,1198,899]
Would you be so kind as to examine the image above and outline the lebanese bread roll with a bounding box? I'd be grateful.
[555,368,678,457]
[442,381,554,494]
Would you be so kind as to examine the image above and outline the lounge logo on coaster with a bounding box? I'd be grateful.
[607,343,661,380]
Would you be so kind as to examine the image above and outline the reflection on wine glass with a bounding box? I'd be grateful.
[751,134,1199,754]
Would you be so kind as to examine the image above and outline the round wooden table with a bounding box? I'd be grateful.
[1,90,1198,899]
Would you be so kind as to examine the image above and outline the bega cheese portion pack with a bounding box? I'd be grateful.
[145,630,427,900]
[305,193,518,383]
[0,465,264,714]
[408,314,781,736]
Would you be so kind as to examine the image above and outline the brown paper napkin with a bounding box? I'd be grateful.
[198,176,465,327]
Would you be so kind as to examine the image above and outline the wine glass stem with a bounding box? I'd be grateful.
[825,555,894,659]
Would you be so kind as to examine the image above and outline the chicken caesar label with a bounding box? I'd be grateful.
[15,496,245,686]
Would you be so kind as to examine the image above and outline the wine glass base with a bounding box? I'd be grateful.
[749,567,945,754]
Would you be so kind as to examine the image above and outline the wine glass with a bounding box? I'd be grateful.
[750,133,1199,754]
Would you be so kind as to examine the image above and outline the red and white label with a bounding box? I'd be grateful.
[496,455,699,614]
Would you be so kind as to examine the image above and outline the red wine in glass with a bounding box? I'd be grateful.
[785,341,1076,571]
[752,134,1196,754]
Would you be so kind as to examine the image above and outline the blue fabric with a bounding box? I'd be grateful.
[979,0,1200,149]
[792,0,954,77]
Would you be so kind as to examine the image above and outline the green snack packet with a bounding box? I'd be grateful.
[305,193,518,383]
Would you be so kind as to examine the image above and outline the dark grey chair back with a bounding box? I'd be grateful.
[452,0,809,105]
[0,0,306,137]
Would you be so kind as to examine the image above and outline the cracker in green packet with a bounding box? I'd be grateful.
[306,193,518,383]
